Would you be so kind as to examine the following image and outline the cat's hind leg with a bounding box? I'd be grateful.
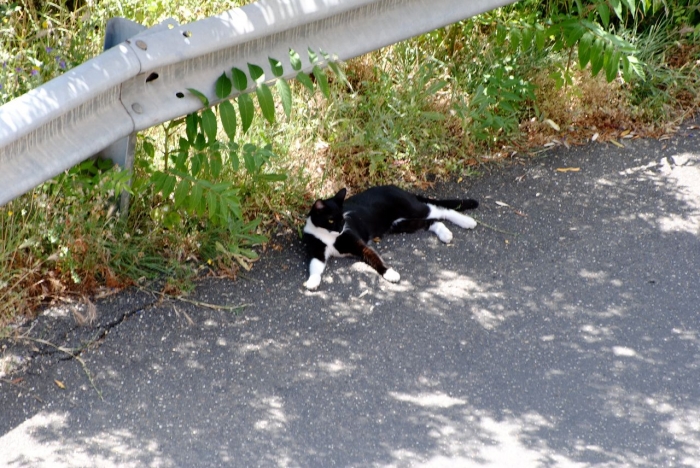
[391,218,453,243]
[427,204,477,229]
[429,222,453,243]
[390,218,431,233]
[335,232,400,283]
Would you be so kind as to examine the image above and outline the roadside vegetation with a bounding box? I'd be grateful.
[1,0,699,326]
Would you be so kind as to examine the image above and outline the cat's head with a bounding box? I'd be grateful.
[309,188,346,232]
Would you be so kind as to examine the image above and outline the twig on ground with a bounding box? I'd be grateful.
[1,377,46,403]
[472,216,521,237]
[138,287,249,313]
[17,336,103,400]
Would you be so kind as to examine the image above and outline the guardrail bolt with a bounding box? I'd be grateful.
[135,40,147,50]
[131,103,143,114]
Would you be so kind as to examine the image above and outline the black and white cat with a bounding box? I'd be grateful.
[303,185,478,289]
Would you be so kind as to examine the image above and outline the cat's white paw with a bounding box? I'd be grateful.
[383,268,400,283]
[304,274,322,290]
[453,214,477,229]
[430,222,453,243]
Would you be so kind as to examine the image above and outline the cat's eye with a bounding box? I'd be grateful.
[328,219,334,224]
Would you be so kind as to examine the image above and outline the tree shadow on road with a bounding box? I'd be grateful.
[1,140,699,467]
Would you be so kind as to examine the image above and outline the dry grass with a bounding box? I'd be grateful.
[522,70,636,146]
[518,58,699,153]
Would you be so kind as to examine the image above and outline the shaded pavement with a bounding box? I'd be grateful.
[1,122,699,467]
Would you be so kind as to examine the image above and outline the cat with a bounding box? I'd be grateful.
[303,185,478,289]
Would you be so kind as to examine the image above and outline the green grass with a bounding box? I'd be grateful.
[1,0,699,325]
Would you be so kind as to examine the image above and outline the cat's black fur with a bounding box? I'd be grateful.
[302,185,478,289]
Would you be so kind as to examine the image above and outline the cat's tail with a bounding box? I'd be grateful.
[416,195,478,211]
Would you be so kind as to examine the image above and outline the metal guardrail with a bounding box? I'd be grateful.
[0,0,516,206]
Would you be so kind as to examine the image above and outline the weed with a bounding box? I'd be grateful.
[0,161,132,322]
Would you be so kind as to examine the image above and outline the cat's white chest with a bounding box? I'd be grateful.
[304,218,345,259]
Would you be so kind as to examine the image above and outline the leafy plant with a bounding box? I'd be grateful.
[159,53,316,210]
[454,56,537,146]
[1,0,340,320]
[319,53,470,183]
[141,48,337,270]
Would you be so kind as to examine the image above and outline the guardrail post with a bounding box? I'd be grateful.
[99,18,179,213]
[99,18,145,213]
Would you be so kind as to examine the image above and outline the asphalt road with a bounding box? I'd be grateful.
[1,123,699,467]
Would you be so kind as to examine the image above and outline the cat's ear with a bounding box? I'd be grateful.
[313,200,325,211]
[334,188,347,202]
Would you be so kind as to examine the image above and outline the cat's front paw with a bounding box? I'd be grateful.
[383,268,400,283]
[304,274,322,290]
